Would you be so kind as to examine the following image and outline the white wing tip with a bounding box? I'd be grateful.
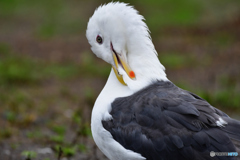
[216,117,228,127]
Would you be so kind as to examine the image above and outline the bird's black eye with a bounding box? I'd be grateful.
[96,35,103,44]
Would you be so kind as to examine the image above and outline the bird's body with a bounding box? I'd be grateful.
[86,2,240,160]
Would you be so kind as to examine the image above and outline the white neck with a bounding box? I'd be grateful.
[122,33,168,91]
[130,47,167,86]
[92,69,133,121]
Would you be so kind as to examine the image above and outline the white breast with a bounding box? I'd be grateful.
[91,69,146,160]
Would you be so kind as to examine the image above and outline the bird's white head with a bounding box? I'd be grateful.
[86,2,168,90]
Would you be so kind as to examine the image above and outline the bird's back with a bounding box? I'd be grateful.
[103,81,240,160]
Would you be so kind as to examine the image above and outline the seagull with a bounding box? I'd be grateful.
[86,2,240,160]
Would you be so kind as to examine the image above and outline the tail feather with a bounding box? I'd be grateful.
[221,117,240,153]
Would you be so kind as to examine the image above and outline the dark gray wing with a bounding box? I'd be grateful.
[102,81,240,160]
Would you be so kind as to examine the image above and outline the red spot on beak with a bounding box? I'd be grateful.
[129,71,135,78]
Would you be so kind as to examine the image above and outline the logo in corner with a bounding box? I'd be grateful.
[210,151,215,157]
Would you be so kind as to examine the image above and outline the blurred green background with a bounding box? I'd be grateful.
[0,0,240,159]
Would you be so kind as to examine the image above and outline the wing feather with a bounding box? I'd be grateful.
[102,81,240,160]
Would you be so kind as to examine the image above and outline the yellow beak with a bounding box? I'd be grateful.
[112,51,135,85]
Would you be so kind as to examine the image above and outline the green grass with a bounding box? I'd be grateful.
[44,64,80,79]
[197,89,240,111]
[50,135,64,144]
[145,0,202,29]
[1,0,239,39]
[53,144,87,158]
[62,146,77,157]
[78,144,87,153]
[0,128,12,139]
[0,0,85,39]
[0,44,109,86]
[0,47,41,84]
[26,130,43,139]
[210,32,236,47]
[177,81,240,111]
[121,0,203,34]
[160,53,194,69]
[21,150,37,159]
[52,125,66,136]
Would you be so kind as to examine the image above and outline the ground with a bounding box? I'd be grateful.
[0,0,240,159]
